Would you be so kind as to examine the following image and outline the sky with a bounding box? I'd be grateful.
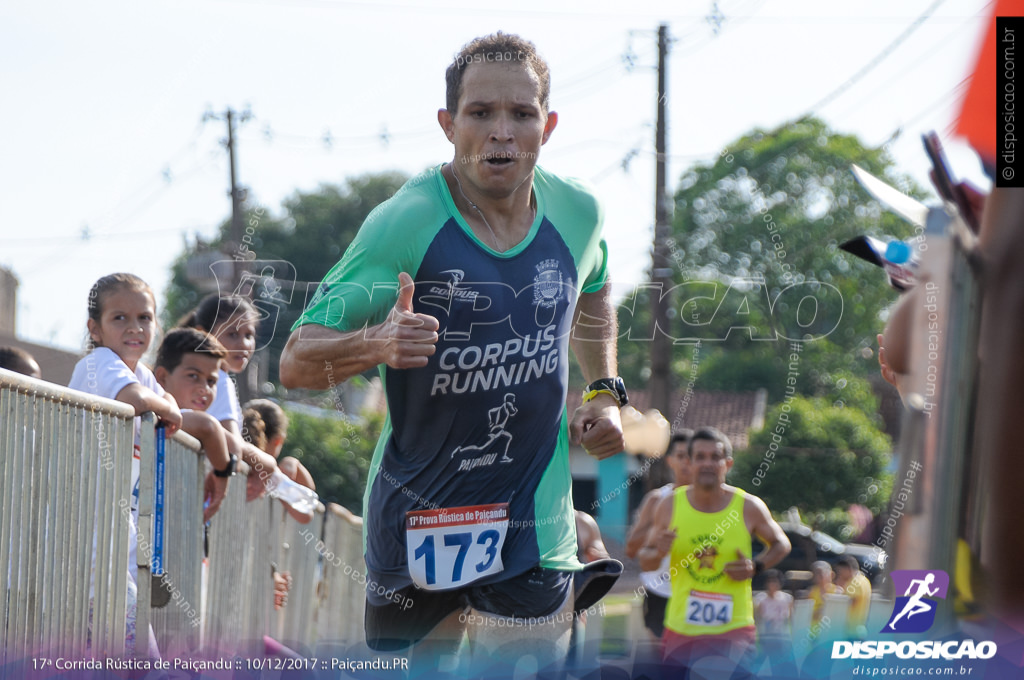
[0,0,994,353]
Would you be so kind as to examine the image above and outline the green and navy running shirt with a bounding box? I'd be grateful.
[292,164,608,600]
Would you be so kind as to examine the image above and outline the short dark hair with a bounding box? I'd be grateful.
[156,328,227,373]
[688,426,733,458]
[841,555,860,571]
[445,32,550,115]
[244,398,288,442]
[763,568,783,585]
[666,429,694,455]
[0,346,38,377]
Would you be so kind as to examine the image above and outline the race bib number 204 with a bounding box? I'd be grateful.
[406,503,509,590]
[686,590,734,627]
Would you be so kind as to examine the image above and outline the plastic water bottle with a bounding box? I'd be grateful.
[882,240,919,291]
[266,469,319,515]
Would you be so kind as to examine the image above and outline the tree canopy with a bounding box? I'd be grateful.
[730,395,892,515]
[163,171,410,330]
[617,118,925,392]
[282,408,384,514]
[162,171,411,387]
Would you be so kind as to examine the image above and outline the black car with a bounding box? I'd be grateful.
[750,521,887,591]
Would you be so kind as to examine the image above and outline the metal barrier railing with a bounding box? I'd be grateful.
[0,368,134,661]
[270,502,325,649]
[135,414,205,658]
[3,368,370,660]
[203,460,273,656]
[316,503,366,645]
[889,205,982,632]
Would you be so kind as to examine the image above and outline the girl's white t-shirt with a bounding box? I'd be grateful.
[69,346,166,591]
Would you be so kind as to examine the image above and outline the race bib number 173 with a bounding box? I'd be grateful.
[406,503,509,590]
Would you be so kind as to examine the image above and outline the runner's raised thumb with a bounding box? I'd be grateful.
[396,272,415,313]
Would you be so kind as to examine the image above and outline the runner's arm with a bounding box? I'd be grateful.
[280,272,439,389]
[569,281,618,384]
[568,282,624,459]
[625,490,659,559]
[748,496,791,571]
[638,494,676,572]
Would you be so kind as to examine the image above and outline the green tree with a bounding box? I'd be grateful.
[162,171,411,385]
[282,408,384,514]
[164,171,410,325]
[617,118,926,391]
[731,396,892,515]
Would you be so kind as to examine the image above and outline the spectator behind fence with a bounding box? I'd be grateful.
[753,569,795,677]
[808,560,839,627]
[241,407,267,450]
[834,555,871,638]
[240,404,295,609]
[67,273,182,658]
[0,346,42,379]
[244,398,316,524]
[178,294,278,501]
[153,327,236,521]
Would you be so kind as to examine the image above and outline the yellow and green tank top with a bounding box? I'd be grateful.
[665,486,754,636]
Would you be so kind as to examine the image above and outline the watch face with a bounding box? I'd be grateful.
[613,377,628,406]
[589,377,627,406]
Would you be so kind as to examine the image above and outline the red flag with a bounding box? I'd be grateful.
[955,1,1023,164]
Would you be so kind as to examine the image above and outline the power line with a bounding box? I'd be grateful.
[828,9,985,127]
[797,0,949,119]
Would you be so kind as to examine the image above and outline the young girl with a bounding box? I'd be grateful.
[244,399,317,524]
[179,294,277,498]
[68,273,180,657]
[178,294,256,432]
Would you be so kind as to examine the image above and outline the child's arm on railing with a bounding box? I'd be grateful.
[115,382,182,436]
[222,427,279,501]
[180,411,231,521]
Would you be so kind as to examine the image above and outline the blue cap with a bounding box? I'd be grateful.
[885,240,912,265]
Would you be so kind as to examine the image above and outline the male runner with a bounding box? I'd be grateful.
[280,32,625,667]
[640,427,790,670]
[625,430,692,639]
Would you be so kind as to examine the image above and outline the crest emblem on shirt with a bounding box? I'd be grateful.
[533,259,564,309]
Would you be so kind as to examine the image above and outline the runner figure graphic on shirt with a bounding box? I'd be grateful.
[451,393,518,463]
[887,573,939,630]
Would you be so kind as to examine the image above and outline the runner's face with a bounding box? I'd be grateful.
[443,61,555,200]
[667,441,692,485]
[690,439,731,488]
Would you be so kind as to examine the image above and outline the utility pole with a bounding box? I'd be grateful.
[649,23,673,422]
[203,106,252,287]
[226,108,245,283]
[204,106,255,402]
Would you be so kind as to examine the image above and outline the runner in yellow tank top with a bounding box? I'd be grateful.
[639,427,791,672]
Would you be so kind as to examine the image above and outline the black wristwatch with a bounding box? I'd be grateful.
[213,453,238,478]
[582,376,629,408]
